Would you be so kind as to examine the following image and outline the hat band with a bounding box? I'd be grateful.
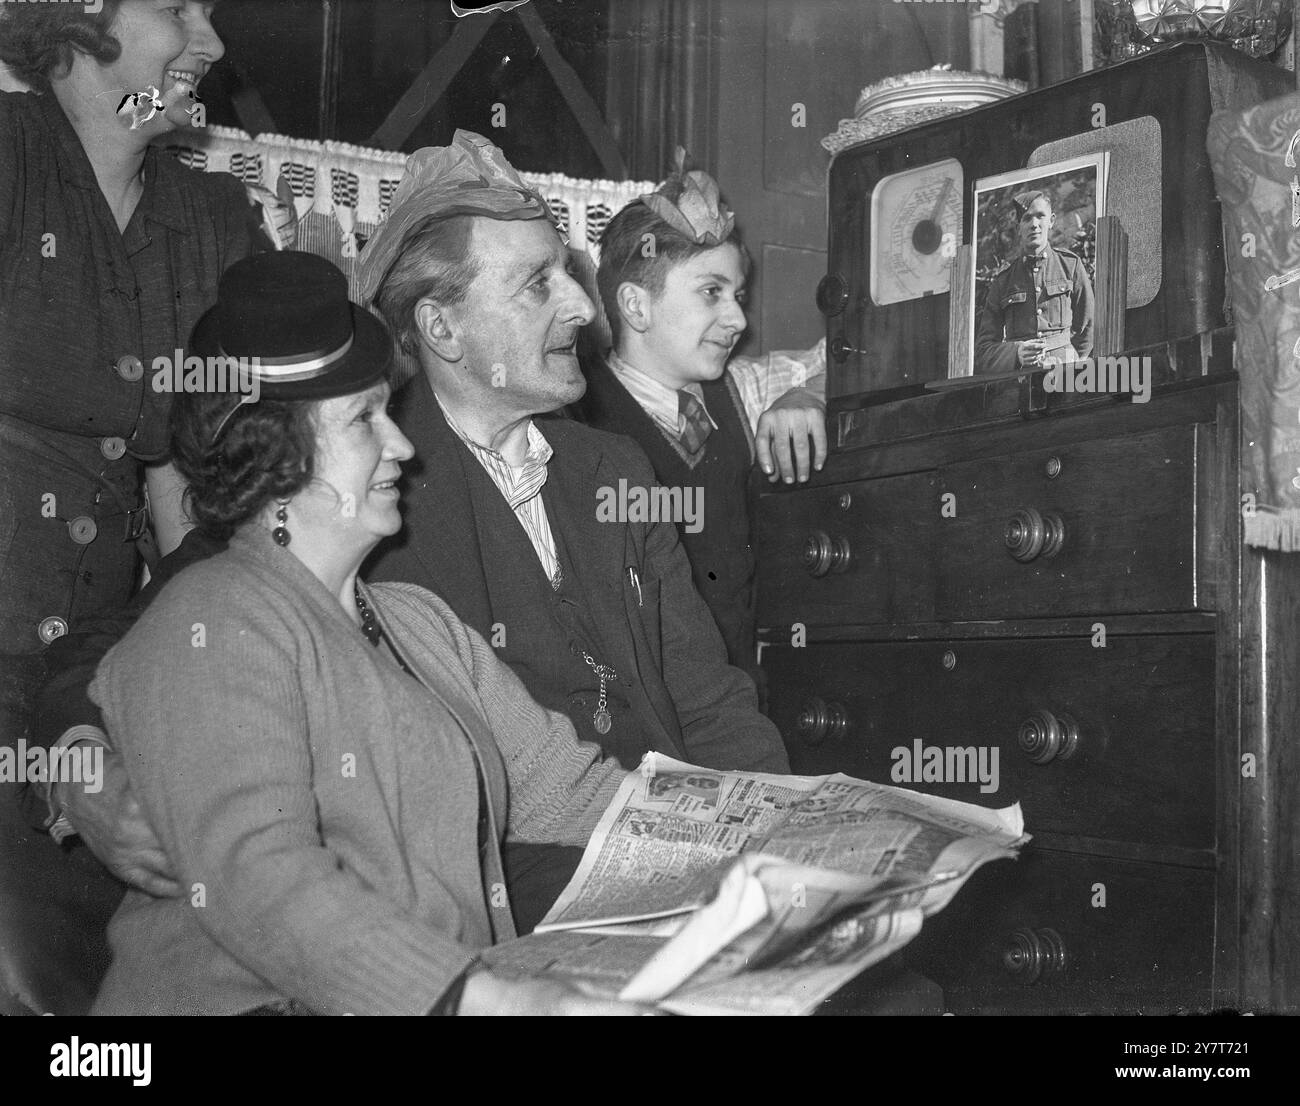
[218,334,355,383]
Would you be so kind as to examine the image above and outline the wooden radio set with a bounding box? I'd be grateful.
[753,43,1300,1013]
[816,42,1279,406]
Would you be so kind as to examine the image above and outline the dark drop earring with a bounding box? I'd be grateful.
[272,500,292,547]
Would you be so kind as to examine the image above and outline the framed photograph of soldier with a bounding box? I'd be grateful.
[957,153,1110,380]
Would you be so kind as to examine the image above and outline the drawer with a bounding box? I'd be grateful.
[753,471,939,628]
[936,426,1203,619]
[908,848,1215,1014]
[762,634,1215,850]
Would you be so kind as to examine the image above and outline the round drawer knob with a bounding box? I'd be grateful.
[67,516,98,545]
[1017,708,1080,764]
[1004,507,1066,562]
[37,615,69,645]
[114,354,145,382]
[998,926,1068,984]
[99,436,127,461]
[802,531,851,577]
[795,697,849,745]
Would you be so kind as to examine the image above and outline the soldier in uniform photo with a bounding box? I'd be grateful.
[974,189,1094,375]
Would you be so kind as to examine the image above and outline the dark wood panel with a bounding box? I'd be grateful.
[908,847,1216,1014]
[763,635,1216,850]
[770,374,1225,489]
[757,612,1215,643]
[753,472,940,629]
[1239,546,1300,1013]
[937,426,1201,618]
[1211,383,1243,1008]
[834,336,1236,449]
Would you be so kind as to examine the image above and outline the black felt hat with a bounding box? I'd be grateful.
[190,251,391,399]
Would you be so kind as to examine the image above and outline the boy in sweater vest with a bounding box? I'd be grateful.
[580,152,826,679]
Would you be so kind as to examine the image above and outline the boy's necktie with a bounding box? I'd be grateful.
[678,390,712,460]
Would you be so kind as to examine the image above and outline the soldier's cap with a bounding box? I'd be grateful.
[355,130,558,307]
[1011,189,1053,218]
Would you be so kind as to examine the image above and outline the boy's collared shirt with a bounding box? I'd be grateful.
[607,350,716,441]
[435,394,562,586]
[607,338,827,439]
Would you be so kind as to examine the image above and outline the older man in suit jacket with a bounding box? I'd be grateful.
[370,378,778,776]
[359,131,787,928]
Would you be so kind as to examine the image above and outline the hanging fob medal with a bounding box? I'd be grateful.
[579,648,617,735]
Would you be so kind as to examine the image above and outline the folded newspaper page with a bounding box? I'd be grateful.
[483,753,1028,1015]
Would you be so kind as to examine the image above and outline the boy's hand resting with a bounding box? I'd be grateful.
[57,747,183,899]
[459,970,662,1015]
[755,387,827,483]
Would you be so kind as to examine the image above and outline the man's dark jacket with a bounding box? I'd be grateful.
[367,372,786,776]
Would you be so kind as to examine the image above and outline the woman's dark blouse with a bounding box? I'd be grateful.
[0,90,257,663]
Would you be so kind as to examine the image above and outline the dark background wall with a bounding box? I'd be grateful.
[714,0,971,355]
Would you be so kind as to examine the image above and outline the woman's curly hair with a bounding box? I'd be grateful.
[0,2,125,88]
[170,391,319,541]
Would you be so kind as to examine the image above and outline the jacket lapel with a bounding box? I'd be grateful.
[380,374,496,636]
[542,420,687,759]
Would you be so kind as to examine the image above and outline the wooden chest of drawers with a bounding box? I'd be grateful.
[754,377,1300,1013]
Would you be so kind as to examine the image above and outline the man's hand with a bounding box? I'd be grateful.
[459,970,662,1015]
[57,747,182,898]
[755,387,827,483]
[1017,339,1048,368]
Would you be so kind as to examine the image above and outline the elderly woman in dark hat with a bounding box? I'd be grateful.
[88,251,643,1015]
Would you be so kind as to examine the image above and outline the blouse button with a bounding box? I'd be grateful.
[99,436,127,461]
[37,616,69,645]
[67,516,98,545]
[114,354,145,382]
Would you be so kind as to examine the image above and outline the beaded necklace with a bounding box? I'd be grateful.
[353,583,416,679]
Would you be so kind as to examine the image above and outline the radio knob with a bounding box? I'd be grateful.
[802,531,852,577]
[796,697,849,745]
[816,274,849,317]
[829,335,855,363]
[996,927,1068,984]
[1004,507,1065,562]
[1017,709,1080,764]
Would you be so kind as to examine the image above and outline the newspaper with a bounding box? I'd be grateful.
[482,753,1028,1015]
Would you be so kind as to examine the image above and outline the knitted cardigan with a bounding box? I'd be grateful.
[88,527,627,1015]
